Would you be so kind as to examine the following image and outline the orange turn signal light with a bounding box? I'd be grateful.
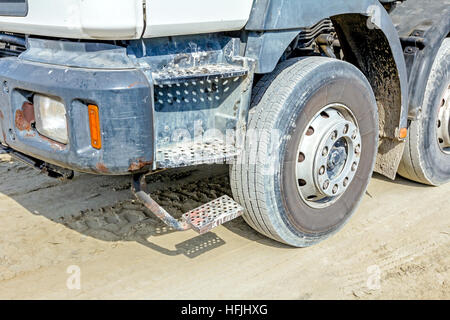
[399,128,408,139]
[88,104,101,149]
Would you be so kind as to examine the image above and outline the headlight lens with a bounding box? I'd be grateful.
[34,94,68,144]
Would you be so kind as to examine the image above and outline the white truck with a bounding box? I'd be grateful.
[0,0,449,247]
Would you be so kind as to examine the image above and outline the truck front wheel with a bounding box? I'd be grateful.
[230,57,379,247]
[398,38,450,186]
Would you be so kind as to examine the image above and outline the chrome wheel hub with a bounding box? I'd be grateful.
[296,104,362,208]
[437,84,450,154]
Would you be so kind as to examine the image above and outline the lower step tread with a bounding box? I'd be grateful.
[182,195,244,234]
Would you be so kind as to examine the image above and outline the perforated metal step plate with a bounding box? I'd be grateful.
[182,195,244,234]
[156,138,239,168]
[152,64,248,86]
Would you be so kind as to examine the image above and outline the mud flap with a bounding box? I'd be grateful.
[374,137,405,180]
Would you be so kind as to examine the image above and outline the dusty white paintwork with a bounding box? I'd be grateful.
[143,0,254,38]
[0,0,254,40]
[0,0,145,39]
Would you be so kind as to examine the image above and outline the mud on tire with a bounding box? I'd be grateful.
[230,57,379,247]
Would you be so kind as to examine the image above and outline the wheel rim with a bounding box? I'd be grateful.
[296,103,362,209]
[437,84,450,154]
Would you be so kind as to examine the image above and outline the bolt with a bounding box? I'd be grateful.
[2,81,9,94]
[322,147,329,156]
[8,128,15,141]
[323,180,330,190]
[355,144,361,155]
[352,162,358,172]
[352,130,357,140]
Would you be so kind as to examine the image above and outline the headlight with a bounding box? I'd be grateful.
[34,94,68,144]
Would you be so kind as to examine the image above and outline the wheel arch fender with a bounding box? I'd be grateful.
[401,10,450,120]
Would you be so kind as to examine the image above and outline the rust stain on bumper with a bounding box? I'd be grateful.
[14,102,35,132]
[128,158,153,172]
[96,162,109,173]
[128,81,147,88]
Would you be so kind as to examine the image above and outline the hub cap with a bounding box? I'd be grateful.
[437,84,450,154]
[296,104,362,208]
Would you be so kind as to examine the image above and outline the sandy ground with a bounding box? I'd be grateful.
[0,153,448,300]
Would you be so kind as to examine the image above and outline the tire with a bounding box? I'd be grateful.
[398,38,450,186]
[230,57,379,247]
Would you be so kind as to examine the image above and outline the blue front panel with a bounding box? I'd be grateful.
[0,57,154,175]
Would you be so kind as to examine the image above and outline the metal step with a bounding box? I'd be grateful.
[152,64,248,86]
[132,173,244,234]
[182,195,244,234]
[156,138,239,168]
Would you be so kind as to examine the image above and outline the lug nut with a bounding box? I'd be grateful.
[319,166,325,175]
[322,147,329,156]
[323,180,330,190]
[332,185,339,194]
[352,130,357,140]
[331,131,337,140]
[352,162,358,172]
[355,144,361,155]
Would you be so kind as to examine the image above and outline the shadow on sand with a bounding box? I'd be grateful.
[0,156,289,259]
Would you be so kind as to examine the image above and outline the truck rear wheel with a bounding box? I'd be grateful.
[230,57,379,247]
[398,39,450,186]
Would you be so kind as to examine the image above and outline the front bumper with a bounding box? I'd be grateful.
[0,57,154,175]
[0,35,254,175]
